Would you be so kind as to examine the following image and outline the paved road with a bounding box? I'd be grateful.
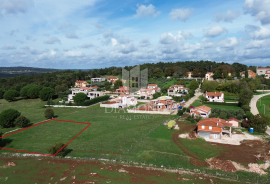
[184,92,203,108]
[249,93,270,115]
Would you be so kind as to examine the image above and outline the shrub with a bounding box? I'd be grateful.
[184,94,191,101]
[47,142,68,157]
[3,90,18,101]
[82,95,110,106]
[44,108,54,119]
[212,108,221,115]
[186,107,190,112]
[15,116,30,128]
[236,114,243,120]
[245,111,254,121]
[73,93,87,103]
[178,110,184,116]
[248,114,269,133]
[189,80,199,90]
[27,86,40,99]
[209,113,217,118]
[20,85,32,98]
[153,92,162,99]
[40,87,55,101]
[241,105,251,112]
[219,112,227,119]
[236,109,245,118]
[0,109,21,128]
[0,89,4,99]
[182,107,187,112]
[0,132,3,142]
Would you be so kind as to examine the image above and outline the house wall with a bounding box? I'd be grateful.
[198,131,221,139]
[198,125,222,133]
[228,120,238,127]
[205,94,224,102]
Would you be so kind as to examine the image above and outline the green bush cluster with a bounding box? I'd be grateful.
[3,90,19,101]
[20,84,41,99]
[47,142,68,157]
[186,114,201,124]
[209,108,244,120]
[82,95,110,106]
[44,108,54,119]
[0,109,22,128]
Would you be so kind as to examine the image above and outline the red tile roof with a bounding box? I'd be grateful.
[197,118,232,127]
[205,92,223,97]
[108,76,118,80]
[258,67,270,69]
[76,80,87,83]
[227,118,239,122]
[192,105,211,113]
[148,84,157,86]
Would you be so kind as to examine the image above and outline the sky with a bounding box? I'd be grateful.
[1,0,270,69]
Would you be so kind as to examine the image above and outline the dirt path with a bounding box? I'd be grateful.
[172,122,208,166]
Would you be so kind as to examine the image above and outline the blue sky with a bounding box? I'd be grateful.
[1,0,270,69]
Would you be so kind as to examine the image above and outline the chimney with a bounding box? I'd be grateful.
[219,119,221,122]
[215,91,216,94]
[217,122,218,126]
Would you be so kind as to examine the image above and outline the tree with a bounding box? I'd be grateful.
[183,68,189,77]
[176,80,186,86]
[47,142,68,157]
[153,92,162,99]
[40,87,55,101]
[0,89,4,99]
[20,85,33,98]
[114,80,123,91]
[173,66,182,78]
[245,111,254,121]
[213,68,222,79]
[27,86,40,99]
[153,68,163,78]
[15,116,30,128]
[189,80,199,90]
[3,90,18,101]
[239,87,253,107]
[104,81,111,91]
[248,114,269,133]
[55,84,68,97]
[73,93,87,103]
[164,67,174,77]
[44,108,54,119]
[201,81,219,92]
[0,109,21,128]
[192,68,199,77]
[245,70,248,79]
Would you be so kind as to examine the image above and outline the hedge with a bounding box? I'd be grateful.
[82,95,110,106]
[203,101,239,106]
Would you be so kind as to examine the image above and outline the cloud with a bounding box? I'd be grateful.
[204,26,228,37]
[169,8,194,21]
[2,43,16,50]
[111,38,117,46]
[21,46,40,54]
[177,31,193,40]
[0,0,33,15]
[65,31,79,39]
[219,37,238,48]
[114,42,137,54]
[245,25,270,39]
[215,10,240,22]
[139,38,151,47]
[64,50,85,57]
[159,33,175,44]
[243,0,270,25]
[103,29,114,38]
[25,34,35,41]
[79,42,93,48]
[44,37,61,44]
[95,23,104,29]
[245,40,265,48]
[6,29,19,36]
[58,22,72,30]
[134,4,161,18]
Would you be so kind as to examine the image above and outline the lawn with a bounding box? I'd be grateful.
[254,91,270,95]
[257,94,270,120]
[224,95,239,103]
[191,99,241,110]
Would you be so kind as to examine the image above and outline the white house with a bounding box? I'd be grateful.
[205,92,224,102]
[68,87,104,102]
[227,118,239,127]
[168,85,189,96]
[100,95,137,108]
[138,84,160,99]
[91,78,105,82]
[190,105,211,118]
[205,72,214,80]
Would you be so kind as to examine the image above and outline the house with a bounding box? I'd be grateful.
[75,80,88,88]
[257,67,270,79]
[68,88,104,102]
[100,95,137,108]
[190,105,211,118]
[107,76,119,82]
[205,92,224,102]
[197,118,233,139]
[138,84,161,99]
[187,71,193,78]
[147,84,158,89]
[112,79,126,85]
[168,85,189,96]
[116,86,130,94]
[227,118,239,127]
[205,72,214,80]
[241,70,257,78]
[150,96,174,110]
[91,78,105,83]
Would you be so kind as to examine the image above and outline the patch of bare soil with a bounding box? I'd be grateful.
[206,158,237,172]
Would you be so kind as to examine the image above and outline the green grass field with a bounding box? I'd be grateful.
[191,99,241,110]
[257,95,270,120]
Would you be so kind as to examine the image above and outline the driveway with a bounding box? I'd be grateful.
[249,93,270,115]
[184,92,202,108]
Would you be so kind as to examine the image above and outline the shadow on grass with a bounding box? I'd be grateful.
[65,148,73,156]
[0,138,13,147]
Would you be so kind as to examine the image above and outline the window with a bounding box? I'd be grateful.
[209,126,212,130]
[202,125,205,129]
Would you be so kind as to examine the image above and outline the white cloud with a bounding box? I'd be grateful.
[215,10,240,22]
[111,38,117,46]
[58,22,72,30]
[139,38,151,47]
[79,42,93,48]
[245,25,270,39]
[219,37,238,48]
[134,4,161,18]
[95,23,104,29]
[2,43,16,50]
[169,8,194,21]
[245,40,265,48]
[0,0,33,15]
[64,50,84,57]
[204,26,228,37]
[243,0,270,25]
[65,31,79,39]
[177,31,193,40]
[44,37,61,44]
[103,29,114,38]
[159,33,175,44]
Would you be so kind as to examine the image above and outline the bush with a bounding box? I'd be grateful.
[40,87,55,101]
[248,114,269,133]
[219,112,227,119]
[27,86,40,99]
[182,107,187,112]
[236,114,243,120]
[241,105,251,112]
[82,95,110,106]
[0,109,21,128]
[245,111,254,121]
[73,93,87,103]
[186,107,190,112]
[47,142,68,157]
[184,94,191,101]
[44,108,54,119]
[15,116,30,128]
[178,110,184,116]
[3,90,18,101]
[153,92,162,99]
[0,89,4,99]
[209,113,217,118]
[189,80,199,90]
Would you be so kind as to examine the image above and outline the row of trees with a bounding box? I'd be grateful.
[0,109,30,128]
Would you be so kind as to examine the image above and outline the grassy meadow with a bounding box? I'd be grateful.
[191,99,241,110]
[257,95,270,120]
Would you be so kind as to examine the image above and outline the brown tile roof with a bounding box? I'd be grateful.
[76,80,87,83]
[148,84,157,86]
[108,76,118,80]
[227,118,239,122]
[205,92,223,97]
[192,105,211,113]
[197,118,232,127]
